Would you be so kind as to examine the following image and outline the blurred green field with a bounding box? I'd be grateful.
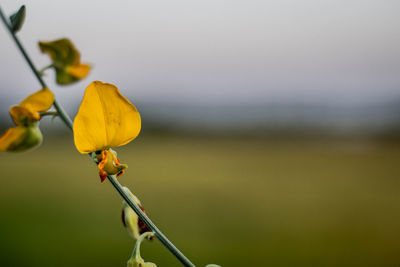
[0,133,400,266]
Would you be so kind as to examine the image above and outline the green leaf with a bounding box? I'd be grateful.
[9,5,26,33]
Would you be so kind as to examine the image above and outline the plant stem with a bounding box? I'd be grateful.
[39,111,58,117]
[129,232,155,263]
[0,6,195,267]
[108,175,194,264]
[0,9,73,129]
[38,63,54,76]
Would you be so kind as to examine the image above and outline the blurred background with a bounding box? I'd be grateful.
[1,0,400,266]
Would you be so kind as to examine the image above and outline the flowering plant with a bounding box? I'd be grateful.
[0,4,221,267]
[0,88,53,152]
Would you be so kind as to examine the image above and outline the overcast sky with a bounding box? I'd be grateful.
[1,0,400,115]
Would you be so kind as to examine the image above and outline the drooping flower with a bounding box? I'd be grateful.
[0,88,54,152]
[39,38,90,85]
[73,81,141,182]
[122,187,151,240]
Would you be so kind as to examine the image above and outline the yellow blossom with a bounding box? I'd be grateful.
[39,38,90,85]
[96,149,127,182]
[73,81,141,181]
[0,88,54,152]
[10,88,55,124]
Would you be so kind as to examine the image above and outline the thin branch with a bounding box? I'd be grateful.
[0,6,195,267]
[38,63,54,76]
[39,111,58,117]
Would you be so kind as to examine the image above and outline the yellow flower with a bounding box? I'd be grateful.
[39,38,90,85]
[73,81,141,181]
[122,187,151,240]
[96,149,127,182]
[0,88,54,152]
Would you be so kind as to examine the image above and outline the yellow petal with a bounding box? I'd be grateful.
[9,88,54,124]
[0,127,26,151]
[0,125,42,152]
[73,81,141,153]
[19,88,54,113]
[66,64,90,79]
[9,106,39,125]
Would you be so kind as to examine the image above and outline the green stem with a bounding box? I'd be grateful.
[0,6,195,267]
[39,111,58,117]
[108,175,194,265]
[0,9,72,129]
[129,232,155,262]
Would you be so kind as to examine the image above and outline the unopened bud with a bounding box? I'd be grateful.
[0,124,42,152]
[122,187,151,240]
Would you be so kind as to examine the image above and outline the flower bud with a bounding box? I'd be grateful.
[97,149,127,182]
[0,124,42,152]
[122,187,151,240]
[0,87,53,153]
